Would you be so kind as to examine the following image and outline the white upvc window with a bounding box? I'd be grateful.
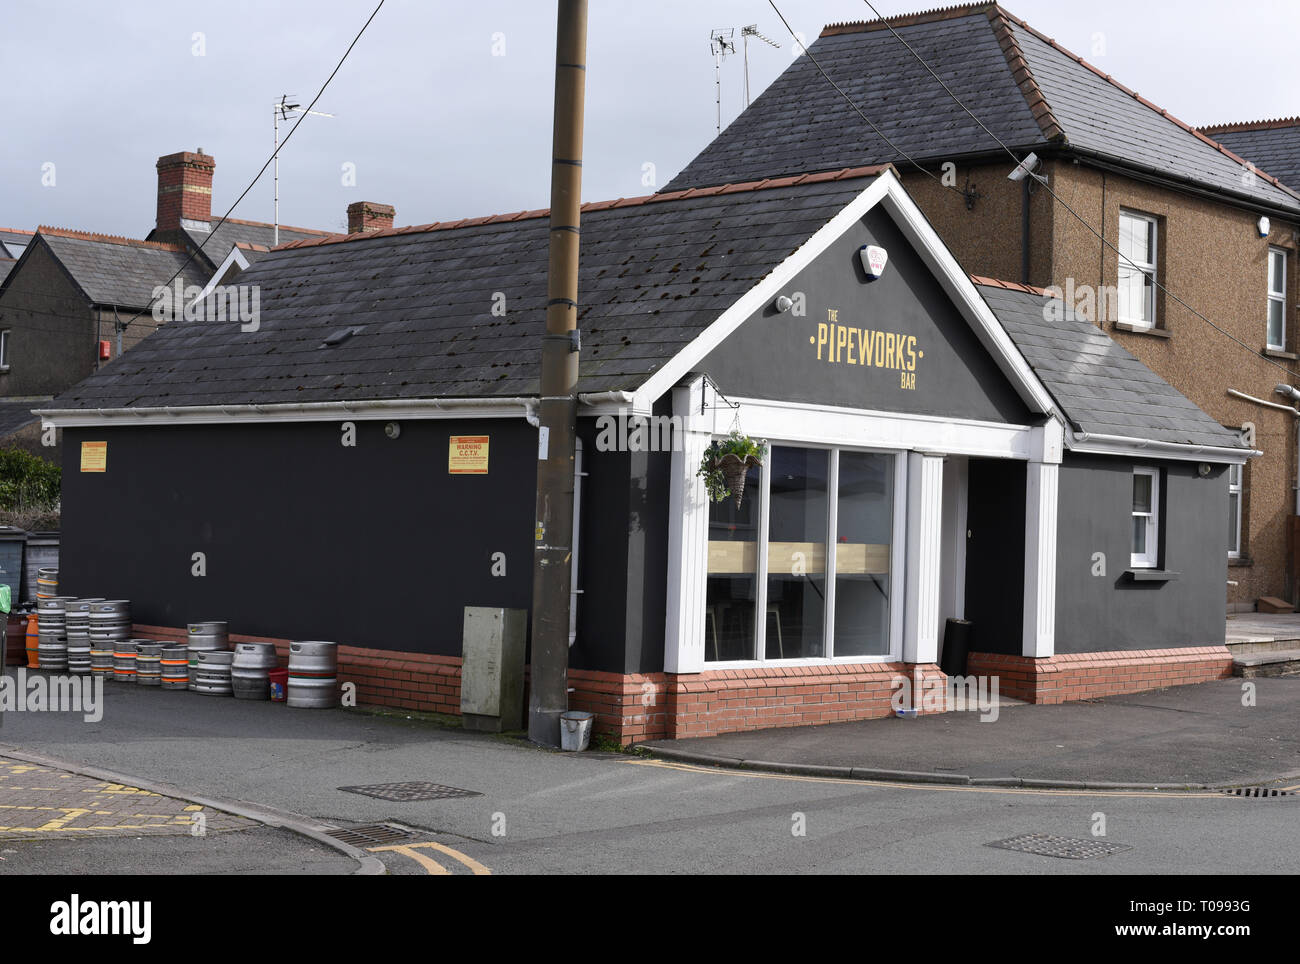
[1267,247,1287,350]
[0,329,9,370]
[1118,210,1158,328]
[703,442,904,664]
[1227,463,1243,559]
[1131,467,1160,568]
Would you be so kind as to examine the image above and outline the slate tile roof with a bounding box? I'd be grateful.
[664,2,1300,216]
[0,400,42,438]
[0,229,33,260]
[975,278,1248,450]
[35,229,210,310]
[48,168,888,411]
[183,217,332,269]
[0,259,14,287]
[1199,118,1300,193]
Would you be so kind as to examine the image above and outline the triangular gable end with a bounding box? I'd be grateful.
[635,171,1060,425]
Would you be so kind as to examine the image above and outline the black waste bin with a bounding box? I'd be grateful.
[940,618,972,677]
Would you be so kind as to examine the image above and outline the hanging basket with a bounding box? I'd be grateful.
[716,453,761,509]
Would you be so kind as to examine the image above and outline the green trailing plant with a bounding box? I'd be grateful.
[697,431,767,507]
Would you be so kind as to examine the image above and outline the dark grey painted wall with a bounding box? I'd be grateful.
[699,206,1034,424]
[573,399,671,675]
[59,417,660,675]
[1054,454,1228,651]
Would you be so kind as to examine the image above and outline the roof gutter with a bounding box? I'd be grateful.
[1069,429,1258,463]
[35,396,543,428]
[1066,147,1300,223]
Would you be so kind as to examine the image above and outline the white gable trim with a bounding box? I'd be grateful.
[634,169,1061,421]
[190,245,252,307]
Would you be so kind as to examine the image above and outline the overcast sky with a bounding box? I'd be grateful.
[2,0,1297,239]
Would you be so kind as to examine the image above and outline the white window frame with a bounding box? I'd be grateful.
[0,329,9,370]
[1267,246,1287,350]
[1131,466,1160,569]
[703,440,907,668]
[1118,210,1159,329]
[1227,462,1243,559]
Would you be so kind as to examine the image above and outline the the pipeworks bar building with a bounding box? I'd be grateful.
[41,167,1252,743]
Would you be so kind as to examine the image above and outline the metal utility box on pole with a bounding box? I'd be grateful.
[528,0,587,747]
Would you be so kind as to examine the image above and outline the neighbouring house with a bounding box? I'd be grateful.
[39,167,1249,742]
[0,228,33,259]
[1200,118,1300,194]
[0,151,333,455]
[663,1,1300,614]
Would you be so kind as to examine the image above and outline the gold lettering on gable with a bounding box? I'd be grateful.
[811,307,923,390]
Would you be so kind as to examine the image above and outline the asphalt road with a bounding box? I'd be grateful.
[2,675,1298,875]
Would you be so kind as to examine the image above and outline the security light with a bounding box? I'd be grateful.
[1007,152,1046,184]
[774,294,793,313]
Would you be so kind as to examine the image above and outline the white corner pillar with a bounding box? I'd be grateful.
[904,452,944,665]
[1023,423,1063,658]
[665,385,711,674]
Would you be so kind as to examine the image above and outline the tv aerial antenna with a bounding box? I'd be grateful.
[740,25,780,107]
[709,28,736,134]
[273,94,334,245]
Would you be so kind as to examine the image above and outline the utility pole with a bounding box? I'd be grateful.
[528,0,587,747]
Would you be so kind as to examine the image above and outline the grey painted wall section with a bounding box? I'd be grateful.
[1054,453,1228,652]
[699,206,1034,424]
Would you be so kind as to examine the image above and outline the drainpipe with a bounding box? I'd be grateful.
[1274,385,1300,516]
[1021,175,1031,285]
[569,437,585,648]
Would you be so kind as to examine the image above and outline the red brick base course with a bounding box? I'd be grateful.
[130,625,943,744]
[129,626,1233,744]
[966,647,1233,704]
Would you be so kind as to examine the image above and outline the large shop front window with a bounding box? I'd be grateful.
[704,444,895,662]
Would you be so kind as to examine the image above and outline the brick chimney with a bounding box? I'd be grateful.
[156,150,216,233]
[347,201,395,234]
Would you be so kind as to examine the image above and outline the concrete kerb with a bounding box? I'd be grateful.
[0,743,385,875]
[641,744,1284,792]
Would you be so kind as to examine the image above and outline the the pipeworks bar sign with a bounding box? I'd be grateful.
[809,308,923,390]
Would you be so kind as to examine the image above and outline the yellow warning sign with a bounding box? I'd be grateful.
[80,441,107,473]
[449,436,489,475]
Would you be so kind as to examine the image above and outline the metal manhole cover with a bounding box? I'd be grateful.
[1221,786,1295,798]
[324,823,417,847]
[987,833,1132,860]
[337,782,482,802]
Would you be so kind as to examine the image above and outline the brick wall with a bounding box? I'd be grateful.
[129,625,1234,743]
[967,647,1233,703]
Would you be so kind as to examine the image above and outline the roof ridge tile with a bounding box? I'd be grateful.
[270,167,891,251]
[1200,117,1300,134]
[37,226,187,252]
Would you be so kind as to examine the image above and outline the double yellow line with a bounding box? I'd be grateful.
[368,840,491,875]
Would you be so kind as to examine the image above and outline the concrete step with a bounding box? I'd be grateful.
[1226,637,1300,656]
[1233,649,1300,678]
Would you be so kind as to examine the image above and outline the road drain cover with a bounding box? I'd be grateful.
[987,833,1131,860]
[338,782,482,802]
[325,823,417,846]
[1221,786,1295,798]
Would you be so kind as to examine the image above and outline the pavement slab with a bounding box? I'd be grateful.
[643,677,1300,786]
